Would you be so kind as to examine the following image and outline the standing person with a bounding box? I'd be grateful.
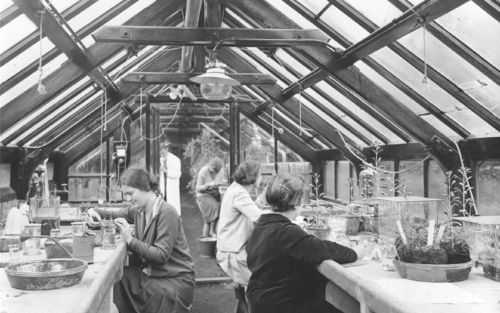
[86,167,195,313]
[195,157,223,238]
[217,161,263,286]
[246,174,358,313]
[159,143,182,216]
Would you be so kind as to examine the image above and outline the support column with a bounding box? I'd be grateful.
[145,96,151,172]
[229,102,240,180]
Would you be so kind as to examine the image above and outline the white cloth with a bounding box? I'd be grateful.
[216,182,262,253]
[159,153,182,216]
[217,249,252,286]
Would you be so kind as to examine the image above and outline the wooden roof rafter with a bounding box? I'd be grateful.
[284,0,471,138]
[387,0,500,85]
[472,0,500,22]
[12,0,119,95]
[1,0,137,95]
[0,5,21,27]
[324,0,500,133]
[0,0,185,136]
[225,0,459,170]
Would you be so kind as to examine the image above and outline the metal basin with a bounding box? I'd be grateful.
[5,258,88,290]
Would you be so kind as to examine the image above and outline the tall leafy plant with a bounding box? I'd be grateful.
[183,129,227,193]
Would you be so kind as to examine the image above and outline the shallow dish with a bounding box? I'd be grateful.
[5,258,88,290]
[393,259,473,282]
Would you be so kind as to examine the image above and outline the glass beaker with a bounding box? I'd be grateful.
[71,221,87,237]
[23,223,42,255]
[101,220,116,250]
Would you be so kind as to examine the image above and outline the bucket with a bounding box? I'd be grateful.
[198,237,217,258]
[73,234,95,263]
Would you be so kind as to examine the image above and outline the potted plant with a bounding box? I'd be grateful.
[393,219,473,282]
[304,173,331,240]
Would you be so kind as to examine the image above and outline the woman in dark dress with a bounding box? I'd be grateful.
[87,167,195,313]
[246,174,357,313]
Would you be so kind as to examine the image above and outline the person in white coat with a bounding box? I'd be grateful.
[159,146,182,216]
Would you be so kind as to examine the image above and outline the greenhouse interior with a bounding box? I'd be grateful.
[0,0,499,312]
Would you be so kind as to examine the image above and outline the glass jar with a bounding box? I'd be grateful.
[23,223,42,255]
[71,221,87,237]
[101,220,116,250]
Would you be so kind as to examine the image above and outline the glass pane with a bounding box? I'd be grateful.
[320,5,369,43]
[0,1,13,12]
[337,161,351,202]
[420,115,460,140]
[240,117,274,164]
[477,160,500,216]
[105,0,156,26]
[315,81,404,144]
[324,160,335,198]
[398,28,500,119]
[344,0,401,27]
[355,61,428,115]
[50,0,79,12]
[0,53,68,107]
[447,109,500,138]
[68,142,107,201]
[437,2,500,68]
[0,15,36,54]
[130,117,146,168]
[265,0,317,29]
[399,160,424,197]
[428,160,446,201]
[379,160,395,197]
[67,0,122,31]
[370,47,466,114]
[301,0,329,15]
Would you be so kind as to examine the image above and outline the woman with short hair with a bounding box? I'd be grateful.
[217,160,263,286]
[196,157,224,237]
[246,174,357,313]
[87,167,195,313]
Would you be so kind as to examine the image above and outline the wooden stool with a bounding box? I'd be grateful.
[232,283,249,313]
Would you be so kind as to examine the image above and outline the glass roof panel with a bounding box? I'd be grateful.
[0,14,36,54]
[446,110,500,138]
[320,5,369,43]
[420,114,460,140]
[105,0,156,26]
[67,0,122,31]
[265,0,317,29]
[398,28,500,119]
[0,53,68,106]
[370,47,466,114]
[1,37,58,82]
[1,76,91,143]
[343,0,401,27]
[0,2,13,12]
[354,61,428,115]
[49,0,79,12]
[315,81,404,144]
[300,0,329,15]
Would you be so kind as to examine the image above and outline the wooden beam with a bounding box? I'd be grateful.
[473,0,500,22]
[226,0,457,169]
[327,0,500,133]
[200,123,229,147]
[217,48,365,169]
[93,27,329,47]
[179,0,203,72]
[0,5,20,27]
[13,0,118,93]
[122,72,276,85]
[388,0,500,85]
[281,68,329,100]
[1,0,97,67]
[1,0,135,94]
[146,94,256,103]
[0,0,185,136]
[282,0,469,139]
[229,102,240,177]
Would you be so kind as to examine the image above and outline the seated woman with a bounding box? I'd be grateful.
[217,160,263,286]
[86,167,195,313]
[246,174,358,313]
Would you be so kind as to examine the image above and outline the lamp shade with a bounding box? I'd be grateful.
[190,67,240,100]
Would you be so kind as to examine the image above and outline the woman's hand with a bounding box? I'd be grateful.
[114,218,133,244]
[85,208,102,228]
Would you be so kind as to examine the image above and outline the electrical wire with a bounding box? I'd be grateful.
[135,96,183,141]
[202,103,228,121]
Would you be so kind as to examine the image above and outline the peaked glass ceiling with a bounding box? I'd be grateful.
[0,0,499,162]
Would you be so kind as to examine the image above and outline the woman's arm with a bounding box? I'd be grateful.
[87,206,136,226]
[127,205,179,265]
[196,167,215,193]
[278,223,357,264]
[234,190,262,222]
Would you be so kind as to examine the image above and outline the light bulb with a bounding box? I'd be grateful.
[200,83,232,100]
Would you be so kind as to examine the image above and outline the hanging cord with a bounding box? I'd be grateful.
[203,103,228,121]
[135,96,183,141]
[271,107,275,139]
[421,17,428,85]
[453,141,479,215]
[103,89,108,131]
[298,87,303,136]
[37,10,47,94]
[336,129,430,175]
[139,88,143,141]
[99,92,104,196]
